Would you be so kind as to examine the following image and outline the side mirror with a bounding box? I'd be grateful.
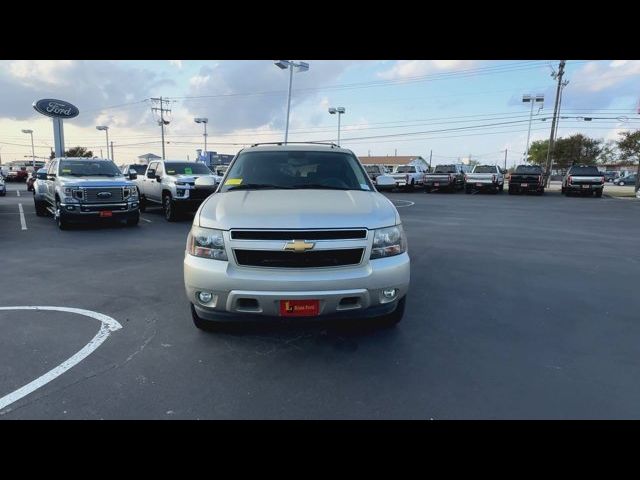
[48,173,56,180]
[37,172,48,180]
[155,175,161,183]
[129,172,138,180]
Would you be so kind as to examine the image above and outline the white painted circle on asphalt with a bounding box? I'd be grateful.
[392,200,415,208]
[0,306,122,413]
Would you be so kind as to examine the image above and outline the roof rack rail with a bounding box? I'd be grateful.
[249,141,340,148]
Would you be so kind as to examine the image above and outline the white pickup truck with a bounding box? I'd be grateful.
[464,165,505,194]
[390,164,428,191]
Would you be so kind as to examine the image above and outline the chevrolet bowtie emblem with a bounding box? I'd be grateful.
[284,240,315,252]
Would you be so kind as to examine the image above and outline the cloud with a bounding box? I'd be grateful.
[377,60,479,80]
[169,60,183,69]
[0,60,171,127]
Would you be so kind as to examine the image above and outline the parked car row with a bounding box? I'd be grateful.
[27,157,223,229]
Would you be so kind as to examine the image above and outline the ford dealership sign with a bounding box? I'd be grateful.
[33,99,79,119]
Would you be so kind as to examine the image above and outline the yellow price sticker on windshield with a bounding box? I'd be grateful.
[62,169,71,173]
[225,178,242,185]
[167,170,176,174]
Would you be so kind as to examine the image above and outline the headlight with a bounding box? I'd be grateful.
[175,181,187,186]
[124,187,138,199]
[187,226,228,261]
[370,225,407,259]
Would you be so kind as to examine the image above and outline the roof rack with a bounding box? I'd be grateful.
[249,141,340,148]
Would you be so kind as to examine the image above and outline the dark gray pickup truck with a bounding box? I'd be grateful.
[561,165,605,197]
[508,165,545,195]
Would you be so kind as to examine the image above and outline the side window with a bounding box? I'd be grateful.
[48,161,58,175]
[156,163,164,176]
[147,162,158,178]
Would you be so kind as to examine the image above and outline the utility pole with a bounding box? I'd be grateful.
[151,97,172,160]
[504,149,508,170]
[429,149,432,169]
[110,141,114,163]
[545,60,566,187]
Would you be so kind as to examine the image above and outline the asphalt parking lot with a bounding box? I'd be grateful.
[1,181,639,419]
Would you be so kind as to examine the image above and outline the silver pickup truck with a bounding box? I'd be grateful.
[37,157,140,229]
[390,164,427,190]
[561,165,605,197]
[136,160,219,221]
[184,143,410,331]
[464,164,505,194]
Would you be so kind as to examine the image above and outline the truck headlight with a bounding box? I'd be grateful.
[187,226,228,261]
[370,225,407,259]
[124,187,138,199]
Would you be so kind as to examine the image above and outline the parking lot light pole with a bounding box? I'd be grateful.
[522,94,544,163]
[194,118,208,153]
[328,107,346,146]
[96,126,109,160]
[21,129,35,168]
[274,60,310,144]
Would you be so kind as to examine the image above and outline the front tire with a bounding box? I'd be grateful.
[191,304,229,332]
[377,296,406,327]
[34,199,48,216]
[55,199,69,230]
[139,195,147,213]
[127,212,140,226]
[163,193,179,222]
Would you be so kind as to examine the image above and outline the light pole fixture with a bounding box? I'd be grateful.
[21,129,35,168]
[274,60,310,143]
[194,117,209,154]
[328,107,346,146]
[522,94,544,163]
[96,125,110,160]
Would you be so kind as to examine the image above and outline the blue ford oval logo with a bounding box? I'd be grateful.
[97,192,112,199]
[32,99,80,119]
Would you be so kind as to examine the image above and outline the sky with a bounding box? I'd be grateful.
[1,59,639,169]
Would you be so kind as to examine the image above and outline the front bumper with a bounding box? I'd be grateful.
[59,201,139,220]
[184,252,410,321]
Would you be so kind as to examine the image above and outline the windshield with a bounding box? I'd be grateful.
[515,166,543,174]
[219,150,373,192]
[473,166,496,174]
[569,166,600,175]
[434,165,457,174]
[59,160,122,177]
[396,166,415,173]
[163,162,212,175]
[365,165,382,174]
[127,164,147,175]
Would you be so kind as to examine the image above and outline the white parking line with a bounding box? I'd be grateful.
[393,200,415,208]
[16,190,20,197]
[0,306,122,413]
[18,203,27,230]
[142,218,152,223]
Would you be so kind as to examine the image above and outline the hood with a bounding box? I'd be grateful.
[58,176,135,187]
[169,173,216,184]
[198,190,400,230]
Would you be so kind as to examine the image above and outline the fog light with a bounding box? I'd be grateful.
[382,288,398,299]
[198,291,213,303]
[66,205,75,211]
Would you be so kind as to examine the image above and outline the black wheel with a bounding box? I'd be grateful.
[499,183,504,192]
[465,186,472,194]
[424,187,432,193]
[377,296,406,327]
[139,195,147,213]
[34,199,48,216]
[127,212,140,226]
[191,304,229,332]
[163,193,178,222]
[55,199,69,230]
[595,190,603,198]
[508,186,515,195]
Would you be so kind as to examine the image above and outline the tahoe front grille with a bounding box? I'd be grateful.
[231,229,367,240]
[234,248,364,268]
[83,187,124,203]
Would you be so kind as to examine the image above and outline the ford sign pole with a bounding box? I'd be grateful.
[32,99,80,158]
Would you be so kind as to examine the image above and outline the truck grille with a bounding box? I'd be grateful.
[83,187,124,203]
[234,248,364,268]
[231,229,367,240]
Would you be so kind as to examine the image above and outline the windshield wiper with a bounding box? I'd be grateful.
[226,183,291,191]
[290,184,352,190]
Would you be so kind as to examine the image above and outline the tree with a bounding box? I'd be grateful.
[526,139,549,166]
[616,130,640,191]
[597,139,619,165]
[65,146,93,157]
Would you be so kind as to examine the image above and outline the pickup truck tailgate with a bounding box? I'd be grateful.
[569,175,604,185]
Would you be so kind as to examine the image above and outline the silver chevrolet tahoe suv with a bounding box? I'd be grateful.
[39,157,140,229]
[184,143,411,331]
